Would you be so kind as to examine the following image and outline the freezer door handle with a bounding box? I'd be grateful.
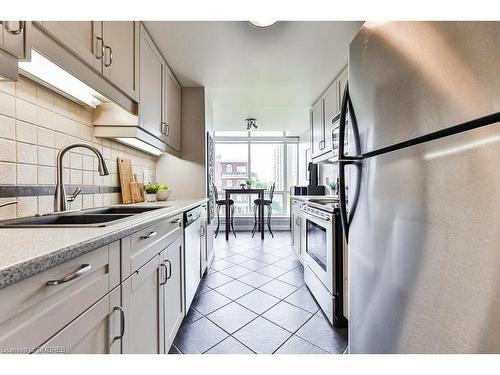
[339,82,362,242]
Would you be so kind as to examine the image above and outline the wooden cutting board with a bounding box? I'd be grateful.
[117,158,133,204]
[130,182,144,203]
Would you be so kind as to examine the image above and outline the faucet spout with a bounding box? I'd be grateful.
[54,143,110,212]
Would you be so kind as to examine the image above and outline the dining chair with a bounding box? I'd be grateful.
[213,183,236,238]
[251,182,276,238]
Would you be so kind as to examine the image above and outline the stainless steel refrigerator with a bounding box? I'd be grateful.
[339,22,500,353]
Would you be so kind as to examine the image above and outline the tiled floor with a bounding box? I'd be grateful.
[171,230,348,354]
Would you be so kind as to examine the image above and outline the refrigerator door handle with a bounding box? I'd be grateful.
[339,82,363,242]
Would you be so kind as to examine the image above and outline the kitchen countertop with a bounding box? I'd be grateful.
[0,198,208,289]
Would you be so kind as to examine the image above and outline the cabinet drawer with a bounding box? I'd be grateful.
[35,287,122,354]
[121,214,183,280]
[0,242,120,353]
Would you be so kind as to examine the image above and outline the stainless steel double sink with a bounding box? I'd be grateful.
[0,206,170,228]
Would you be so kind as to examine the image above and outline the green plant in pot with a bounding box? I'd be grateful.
[156,184,170,201]
[245,178,252,189]
[144,182,160,202]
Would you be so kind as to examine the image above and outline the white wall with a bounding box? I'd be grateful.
[156,87,207,199]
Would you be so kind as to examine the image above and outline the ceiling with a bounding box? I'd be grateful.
[144,21,363,135]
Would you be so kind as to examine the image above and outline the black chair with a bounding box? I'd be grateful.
[251,182,276,238]
[213,183,236,238]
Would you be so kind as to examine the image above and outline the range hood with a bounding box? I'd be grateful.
[93,102,164,156]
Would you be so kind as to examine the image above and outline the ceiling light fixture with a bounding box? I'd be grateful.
[246,118,258,130]
[249,20,279,28]
[19,50,104,108]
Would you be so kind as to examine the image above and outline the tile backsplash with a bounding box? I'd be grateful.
[0,77,156,220]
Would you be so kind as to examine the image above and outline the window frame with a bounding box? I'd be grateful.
[214,131,299,216]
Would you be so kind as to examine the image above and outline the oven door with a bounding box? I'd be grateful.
[302,210,336,294]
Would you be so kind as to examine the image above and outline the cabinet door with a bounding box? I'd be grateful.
[35,287,122,354]
[102,21,139,100]
[162,235,185,351]
[323,84,338,152]
[40,21,102,72]
[163,65,181,151]
[122,254,164,354]
[310,98,325,158]
[337,66,348,109]
[1,21,26,59]
[139,25,163,140]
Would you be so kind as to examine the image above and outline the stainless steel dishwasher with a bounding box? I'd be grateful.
[184,206,202,311]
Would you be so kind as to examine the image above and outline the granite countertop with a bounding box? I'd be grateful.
[0,198,208,289]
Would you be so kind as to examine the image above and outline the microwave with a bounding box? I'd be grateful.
[328,112,350,162]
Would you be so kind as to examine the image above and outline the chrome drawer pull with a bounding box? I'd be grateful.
[46,264,92,286]
[112,306,125,343]
[140,231,157,239]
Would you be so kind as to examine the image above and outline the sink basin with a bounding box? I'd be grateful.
[0,205,171,228]
[82,206,168,215]
[0,214,133,228]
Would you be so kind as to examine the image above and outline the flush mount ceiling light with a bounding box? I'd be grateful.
[249,20,279,28]
[19,50,105,108]
[246,118,258,130]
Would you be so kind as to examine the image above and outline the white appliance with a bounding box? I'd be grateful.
[301,199,346,327]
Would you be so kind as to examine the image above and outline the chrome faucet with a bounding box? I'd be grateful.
[0,201,18,209]
[55,143,109,212]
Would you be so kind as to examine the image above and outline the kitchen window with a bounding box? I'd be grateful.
[214,131,298,216]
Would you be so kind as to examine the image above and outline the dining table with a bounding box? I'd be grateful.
[224,188,266,240]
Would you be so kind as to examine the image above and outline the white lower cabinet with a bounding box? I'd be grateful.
[0,216,189,354]
[121,253,163,354]
[36,287,122,354]
[162,235,185,351]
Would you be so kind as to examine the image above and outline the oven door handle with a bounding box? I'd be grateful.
[301,207,331,222]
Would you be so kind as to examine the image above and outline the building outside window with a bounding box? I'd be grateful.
[214,131,298,216]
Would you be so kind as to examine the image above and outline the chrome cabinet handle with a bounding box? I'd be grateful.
[46,264,92,286]
[165,260,172,280]
[104,45,113,67]
[2,21,24,35]
[159,263,168,285]
[171,218,181,225]
[140,231,157,239]
[95,36,104,60]
[295,217,301,226]
[112,306,125,343]
[200,224,205,236]
[165,124,170,136]
[161,122,167,135]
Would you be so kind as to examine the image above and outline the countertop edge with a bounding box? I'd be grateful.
[0,198,208,289]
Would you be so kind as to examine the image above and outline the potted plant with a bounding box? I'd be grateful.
[144,182,160,202]
[245,178,252,189]
[156,184,170,201]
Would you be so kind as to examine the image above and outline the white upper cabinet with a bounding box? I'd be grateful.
[138,24,164,140]
[1,21,29,59]
[102,21,139,100]
[41,21,102,71]
[311,98,324,159]
[311,65,348,163]
[40,21,139,100]
[337,66,348,110]
[163,64,181,151]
